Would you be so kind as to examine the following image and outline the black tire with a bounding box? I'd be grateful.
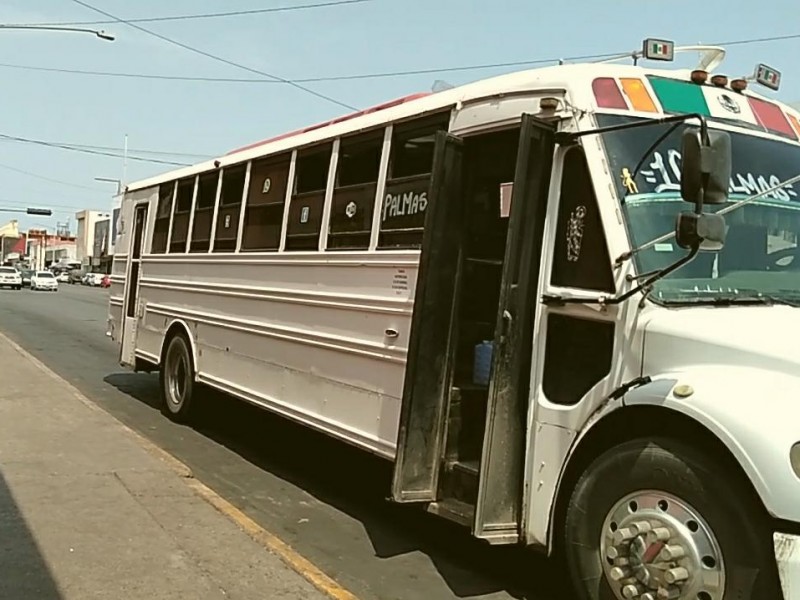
[159,334,196,423]
[563,437,780,600]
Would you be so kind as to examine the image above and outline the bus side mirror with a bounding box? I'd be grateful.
[675,211,726,251]
[681,128,732,205]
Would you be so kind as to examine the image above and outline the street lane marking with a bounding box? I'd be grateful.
[0,331,361,600]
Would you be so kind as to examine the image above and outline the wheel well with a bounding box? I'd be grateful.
[550,404,770,554]
[161,322,194,368]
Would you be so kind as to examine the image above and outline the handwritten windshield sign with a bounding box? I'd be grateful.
[597,114,800,204]
[640,148,797,201]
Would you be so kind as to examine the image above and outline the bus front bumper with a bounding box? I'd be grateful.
[776,533,800,599]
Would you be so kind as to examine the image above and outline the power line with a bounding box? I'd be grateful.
[4,31,799,86]
[68,0,358,111]
[0,132,190,166]
[0,161,101,191]
[33,0,373,26]
[0,133,213,159]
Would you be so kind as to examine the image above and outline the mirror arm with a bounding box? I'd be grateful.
[543,244,701,307]
[555,112,708,146]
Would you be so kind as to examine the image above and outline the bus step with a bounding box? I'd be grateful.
[427,498,475,527]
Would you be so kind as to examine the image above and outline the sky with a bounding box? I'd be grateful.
[1,0,798,233]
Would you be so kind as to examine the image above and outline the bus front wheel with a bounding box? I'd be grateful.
[160,333,196,423]
[563,437,779,600]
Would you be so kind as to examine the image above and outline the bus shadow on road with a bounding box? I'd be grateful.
[103,372,565,600]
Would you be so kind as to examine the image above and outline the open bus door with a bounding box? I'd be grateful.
[391,131,465,502]
[391,117,555,543]
[473,115,555,542]
[119,203,148,367]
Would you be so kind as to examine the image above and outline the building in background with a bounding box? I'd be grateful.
[26,229,77,270]
[92,217,111,273]
[0,220,24,265]
[75,209,111,268]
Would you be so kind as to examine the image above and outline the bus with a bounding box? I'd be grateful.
[108,39,800,600]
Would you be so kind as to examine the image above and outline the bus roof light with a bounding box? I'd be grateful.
[730,78,748,93]
[592,78,628,109]
[755,63,781,91]
[690,70,708,85]
[540,97,560,111]
[710,75,728,87]
[642,38,675,62]
[620,78,658,113]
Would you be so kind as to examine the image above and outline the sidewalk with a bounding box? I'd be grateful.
[0,332,336,600]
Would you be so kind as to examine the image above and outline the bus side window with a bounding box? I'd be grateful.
[169,178,194,253]
[328,130,383,251]
[241,154,291,252]
[377,112,450,250]
[213,164,247,253]
[151,182,174,254]
[550,147,615,293]
[190,172,219,253]
[285,144,332,251]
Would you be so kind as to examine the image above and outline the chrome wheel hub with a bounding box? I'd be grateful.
[166,347,188,409]
[600,491,724,600]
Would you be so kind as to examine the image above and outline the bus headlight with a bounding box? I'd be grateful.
[791,443,800,478]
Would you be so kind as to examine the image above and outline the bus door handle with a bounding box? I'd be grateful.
[385,328,399,339]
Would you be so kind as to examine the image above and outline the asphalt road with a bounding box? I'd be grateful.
[0,284,565,600]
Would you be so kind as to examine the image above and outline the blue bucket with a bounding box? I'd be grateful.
[473,340,494,386]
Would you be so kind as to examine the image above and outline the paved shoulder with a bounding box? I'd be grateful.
[0,331,339,600]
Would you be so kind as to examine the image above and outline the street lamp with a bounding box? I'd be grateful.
[0,24,114,41]
[0,207,52,216]
[95,177,122,195]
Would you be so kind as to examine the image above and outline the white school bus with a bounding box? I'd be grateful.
[109,39,800,599]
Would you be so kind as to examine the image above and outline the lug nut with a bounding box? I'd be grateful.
[622,584,644,598]
[613,527,636,544]
[609,566,630,581]
[630,520,652,535]
[646,527,671,544]
[657,585,681,599]
[614,557,630,566]
[641,594,656,600]
[665,566,689,583]
[607,546,621,560]
[658,544,685,561]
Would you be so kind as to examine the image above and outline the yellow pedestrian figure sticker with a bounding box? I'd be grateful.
[621,167,638,194]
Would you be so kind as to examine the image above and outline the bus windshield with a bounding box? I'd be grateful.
[597,113,800,305]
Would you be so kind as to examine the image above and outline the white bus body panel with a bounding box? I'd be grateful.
[135,252,419,457]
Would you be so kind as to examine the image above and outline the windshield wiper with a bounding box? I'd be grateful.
[662,289,800,307]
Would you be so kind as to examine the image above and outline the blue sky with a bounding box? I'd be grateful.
[1,0,798,232]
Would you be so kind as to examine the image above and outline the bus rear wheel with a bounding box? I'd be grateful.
[563,437,779,600]
[160,333,196,423]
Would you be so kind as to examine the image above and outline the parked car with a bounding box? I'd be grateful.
[30,270,58,292]
[56,272,70,283]
[20,269,34,288]
[84,273,105,287]
[68,269,85,285]
[0,266,22,290]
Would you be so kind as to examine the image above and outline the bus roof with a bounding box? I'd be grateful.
[125,61,800,193]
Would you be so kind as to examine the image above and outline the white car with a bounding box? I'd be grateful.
[0,266,22,290]
[30,270,58,292]
[56,272,70,283]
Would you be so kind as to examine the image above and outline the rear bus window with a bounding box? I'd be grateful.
[190,171,219,253]
[169,177,195,253]
[151,182,174,254]
[213,164,246,253]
